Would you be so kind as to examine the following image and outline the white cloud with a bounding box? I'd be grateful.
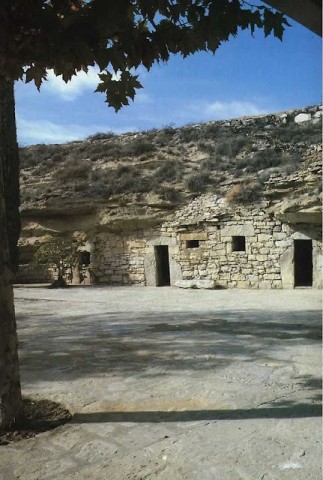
[17,116,137,145]
[43,67,100,101]
[42,67,142,102]
[205,100,266,119]
[167,98,269,126]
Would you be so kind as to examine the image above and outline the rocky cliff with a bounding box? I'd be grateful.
[18,105,322,261]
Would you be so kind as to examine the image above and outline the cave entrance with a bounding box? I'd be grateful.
[155,246,171,286]
[294,239,313,287]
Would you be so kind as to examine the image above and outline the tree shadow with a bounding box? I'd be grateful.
[16,307,321,386]
[71,403,322,424]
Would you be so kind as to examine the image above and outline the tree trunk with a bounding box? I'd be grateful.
[0,78,20,274]
[0,77,22,429]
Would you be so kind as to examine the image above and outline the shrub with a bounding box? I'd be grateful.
[122,138,155,156]
[203,123,220,139]
[215,139,233,157]
[197,141,215,154]
[200,158,217,171]
[154,161,180,182]
[225,182,262,204]
[274,119,322,144]
[162,123,176,135]
[215,135,247,158]
[20,148,44,168]
[54,161,91,182]
[115,164,136,177]
[179,126,200,143]
[186,171,210,193]
[115,174,151,193]
[73,181,89,193]
[155,186,181,202]
[246,150,283,172]
[86,132,116,141]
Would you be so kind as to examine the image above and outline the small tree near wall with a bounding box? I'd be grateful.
[33,237,81,288]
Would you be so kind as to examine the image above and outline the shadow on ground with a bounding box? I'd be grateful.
[17,307,321,384]
[71,403,322,424]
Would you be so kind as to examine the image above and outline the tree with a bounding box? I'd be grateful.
[0,0,290,429]
[33,237,82,288]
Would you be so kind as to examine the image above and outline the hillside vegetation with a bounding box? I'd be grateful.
[19,107,322,211]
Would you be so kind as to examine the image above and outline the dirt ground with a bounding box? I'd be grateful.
[0,286,321,480]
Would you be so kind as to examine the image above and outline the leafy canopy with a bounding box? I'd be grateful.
[33,236,81,278]
[0,0,289,110]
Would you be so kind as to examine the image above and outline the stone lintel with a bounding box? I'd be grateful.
[221,225,255,237]
[180,232,208,241]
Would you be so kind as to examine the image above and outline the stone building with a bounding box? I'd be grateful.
[16,105,322,289]
[89,195,322,290]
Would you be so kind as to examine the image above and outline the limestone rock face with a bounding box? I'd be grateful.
[272,197,322,224]
[17,105,322,285]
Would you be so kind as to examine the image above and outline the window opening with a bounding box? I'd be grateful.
[80,251,91,266]
[186,240,200,249]
[232,236,246,252]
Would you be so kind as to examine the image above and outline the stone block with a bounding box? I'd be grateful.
[236,281,250,288]
[219,273,230,280]
[258,234,271,241]
[128,273,143,281]
[264,241,274,248]
[220,265,230,272]
[221,224,255,237]
[263,274,276,280]
[180,232,208,241]
[273,233,287,240]
[175,279,215,289]
[275,240,292,248]
[259,280,272,289]
[196,279,215,289]
[291,231,312,240]
[247,274,258,282]
[256,255,267,262]
[294,113,311,123]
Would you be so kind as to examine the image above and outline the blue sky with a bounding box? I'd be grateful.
[15,12,321,146]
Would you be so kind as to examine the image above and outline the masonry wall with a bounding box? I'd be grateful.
[93,207,322,289]
[93,231,147,284]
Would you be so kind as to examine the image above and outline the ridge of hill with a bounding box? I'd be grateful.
[19,105,322,229]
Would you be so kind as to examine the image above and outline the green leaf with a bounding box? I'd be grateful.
[25,65,47,90]
[95,70,143,111]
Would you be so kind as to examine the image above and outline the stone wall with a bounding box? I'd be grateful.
[93,232,147,285]
[93,198,322,289]
[15,263,54,284]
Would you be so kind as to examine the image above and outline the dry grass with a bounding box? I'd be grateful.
[19,114,321,206]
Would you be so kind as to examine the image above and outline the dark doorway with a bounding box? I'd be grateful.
[80,251,91,266]
[294,240,313,287]
[155,246,171,286]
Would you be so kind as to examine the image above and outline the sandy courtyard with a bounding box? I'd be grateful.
[0,286,321,479]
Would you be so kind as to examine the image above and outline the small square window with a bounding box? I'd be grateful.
[186,240,200,249]
[232,236,245,252]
